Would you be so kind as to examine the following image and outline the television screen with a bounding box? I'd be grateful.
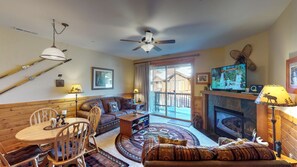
[211,64,247,91]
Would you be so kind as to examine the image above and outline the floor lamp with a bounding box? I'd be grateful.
[255,85,295,150]
[69,84,83,117]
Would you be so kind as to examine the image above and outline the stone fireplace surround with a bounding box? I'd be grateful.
[202,91,268,142]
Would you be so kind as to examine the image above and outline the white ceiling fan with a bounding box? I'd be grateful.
[120,30,176,53]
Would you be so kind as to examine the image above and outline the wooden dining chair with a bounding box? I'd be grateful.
[30,108,58,126]
[47,121,90,167]
[0,142,42,167]
[86,106,101,153]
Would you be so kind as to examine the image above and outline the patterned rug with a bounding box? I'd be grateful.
[22,147,129,167]
[115,123,200,162]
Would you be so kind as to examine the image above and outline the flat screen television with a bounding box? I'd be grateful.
[211,64,247,91]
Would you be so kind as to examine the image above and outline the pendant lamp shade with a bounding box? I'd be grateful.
[41,47,66,61]
[40,19,68,61]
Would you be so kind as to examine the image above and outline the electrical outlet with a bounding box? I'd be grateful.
[289,153,293,158]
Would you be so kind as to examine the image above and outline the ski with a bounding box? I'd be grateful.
[0,59,72,95]
[0,58,46,79]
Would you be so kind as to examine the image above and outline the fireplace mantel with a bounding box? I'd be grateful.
[201,90,268,141]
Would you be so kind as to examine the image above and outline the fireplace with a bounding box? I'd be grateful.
[214,106,255,140]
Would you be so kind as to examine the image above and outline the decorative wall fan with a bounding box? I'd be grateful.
[230,44,257,71]
[120,30,175,53]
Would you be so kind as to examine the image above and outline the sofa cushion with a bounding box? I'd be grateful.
[145,144,215,161]
[158,136,187,146]
[109,101,119,112]
[123,109,135,114]
[108,111,127,118]
[99,114,116,125]
[101,97,116,113]
[121,98,134,109]
[80,99,105,114]
[213,142,276,161]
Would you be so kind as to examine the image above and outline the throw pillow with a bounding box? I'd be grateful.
[213,142,276,161]
[158,136,187,146]
[121,98,134,109]
[108,101,119,112]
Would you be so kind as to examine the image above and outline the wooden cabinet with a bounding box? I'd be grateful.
[119,113,149,137]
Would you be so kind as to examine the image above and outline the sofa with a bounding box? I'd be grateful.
[142,138,290,167]
[77,96,138,135]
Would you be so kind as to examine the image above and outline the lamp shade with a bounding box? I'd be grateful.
[69,84,83,94]
[134,89,139,93]
[41,47,66,61]
[255,85,296,106]
[141,44,154,53]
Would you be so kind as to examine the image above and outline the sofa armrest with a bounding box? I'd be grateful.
[77,110,89,119]
[142,138,158,164]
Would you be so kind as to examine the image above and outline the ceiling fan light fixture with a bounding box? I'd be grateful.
[41,46,66,61]
[141,44,154,53]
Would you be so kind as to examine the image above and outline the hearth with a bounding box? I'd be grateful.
[214,106,255,140]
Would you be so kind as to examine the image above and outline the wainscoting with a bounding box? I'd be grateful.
[0,93,132,152]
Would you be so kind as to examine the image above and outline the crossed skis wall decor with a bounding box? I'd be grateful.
[0,58,72,95]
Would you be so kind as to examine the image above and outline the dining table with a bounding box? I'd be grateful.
[15,117,89,145]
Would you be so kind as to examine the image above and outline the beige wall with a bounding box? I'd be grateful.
[224,32,269,86]
[0,27,134,104]
[194,31,269,96]
[194,47,225,96]
[268,1,297,117]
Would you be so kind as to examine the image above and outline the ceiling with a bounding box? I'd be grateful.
[0,0,291,60]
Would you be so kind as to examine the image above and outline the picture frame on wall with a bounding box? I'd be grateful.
[92,67,114,90]
[196,72,210,84]
[286,56,297,93]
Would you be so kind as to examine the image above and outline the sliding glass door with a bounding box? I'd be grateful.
[149,63,192,121]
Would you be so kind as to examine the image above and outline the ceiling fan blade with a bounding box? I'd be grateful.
[155,39,175,44]
[132,46,142,51]
[120,39,141,43]
[153,45,162,52]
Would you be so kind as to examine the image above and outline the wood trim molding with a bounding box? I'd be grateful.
[134,52,199,64]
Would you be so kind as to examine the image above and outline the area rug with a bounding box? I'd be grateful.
[115,123,200,162]
[22,147,129,167]
[167,119,192,127]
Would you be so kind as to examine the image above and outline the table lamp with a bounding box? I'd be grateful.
[69,84,83,117]
[133,88,141,103]
[255,85,296,150]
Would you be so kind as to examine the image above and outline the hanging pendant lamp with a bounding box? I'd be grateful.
[40,19,69,61]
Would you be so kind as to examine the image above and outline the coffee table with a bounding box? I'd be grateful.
[119,113,149,137]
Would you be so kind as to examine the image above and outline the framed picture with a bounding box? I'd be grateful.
[286,56,297,93]
[92,67,114,90]
[196,72,210,84]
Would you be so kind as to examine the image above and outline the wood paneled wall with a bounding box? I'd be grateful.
[268,109,297,159]
[0,93,132,152]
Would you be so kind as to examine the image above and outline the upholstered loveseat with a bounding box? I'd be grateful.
[77,97,137,135]
[142,138,290,167]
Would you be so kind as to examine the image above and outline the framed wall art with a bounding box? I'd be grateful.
[286,56,297,93]
[92,67,114,90]
[196,72,210,84]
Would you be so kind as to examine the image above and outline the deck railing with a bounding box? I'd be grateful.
[154,91,191,110]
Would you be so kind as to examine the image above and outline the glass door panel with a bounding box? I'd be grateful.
[149,66,166,116]
[149,63,192,121]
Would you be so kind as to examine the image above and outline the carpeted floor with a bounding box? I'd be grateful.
[115,123,200,162]
[167,119,192,127]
